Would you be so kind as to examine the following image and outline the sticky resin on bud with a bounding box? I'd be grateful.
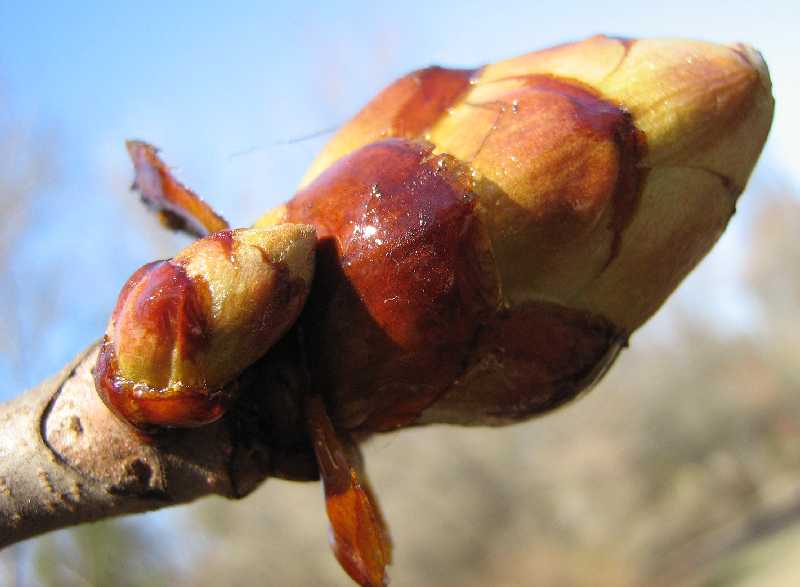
[94,224,316,429]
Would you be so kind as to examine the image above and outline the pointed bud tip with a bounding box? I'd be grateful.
[730,42,770,83]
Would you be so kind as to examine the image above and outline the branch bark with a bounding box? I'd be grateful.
[0,341,316,548]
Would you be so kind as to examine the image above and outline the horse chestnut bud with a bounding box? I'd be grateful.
[94,224,315,429]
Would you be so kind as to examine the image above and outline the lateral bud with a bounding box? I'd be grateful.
[94,224,316,429]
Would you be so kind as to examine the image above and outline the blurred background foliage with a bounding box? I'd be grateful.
[1,1,798,585]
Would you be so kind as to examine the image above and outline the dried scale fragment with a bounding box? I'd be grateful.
[306,395,392,587]
[126,140,229,237]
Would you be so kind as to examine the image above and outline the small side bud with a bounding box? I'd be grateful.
[94,224,316,429]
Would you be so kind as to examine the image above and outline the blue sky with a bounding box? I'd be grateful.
[0,0,796,395]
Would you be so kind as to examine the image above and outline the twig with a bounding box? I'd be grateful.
[0,343,312,548]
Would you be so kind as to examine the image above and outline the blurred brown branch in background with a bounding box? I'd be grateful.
[0,89,56,370]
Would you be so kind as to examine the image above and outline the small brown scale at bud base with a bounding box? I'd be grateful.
[94,336,230,430]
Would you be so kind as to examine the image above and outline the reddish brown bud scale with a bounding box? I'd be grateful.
[421,301,625,425]
[300,67,476,186]
[288,139,496,431]
[123,260,208,374]
[385,67,477,138]
[96,258,218,427]
[94,335,229,428]
[430,73,649,306]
